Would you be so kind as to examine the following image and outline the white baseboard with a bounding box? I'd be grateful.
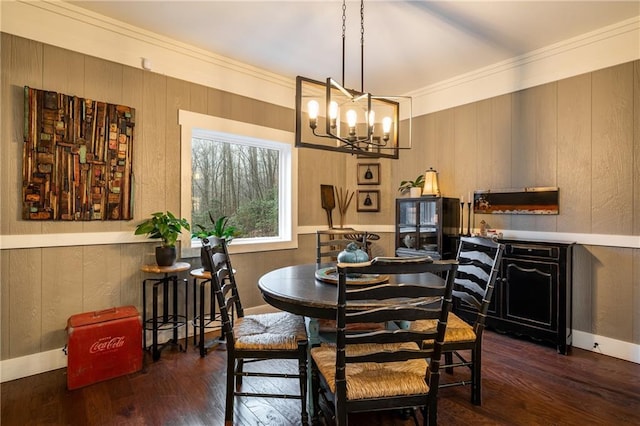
[3,316,637,383]
[572,330,640,364]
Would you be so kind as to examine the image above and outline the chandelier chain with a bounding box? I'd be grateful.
[360,0,365,92]
[341,0,346,86]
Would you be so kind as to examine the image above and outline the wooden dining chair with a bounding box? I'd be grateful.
[315,228,385,335]
[310,256,458,425]
[203,237,309,425]
[316,228,369,266]
[410,236,504,405]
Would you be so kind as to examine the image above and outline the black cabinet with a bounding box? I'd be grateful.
[395,197,460,260]
[486,239,574,354]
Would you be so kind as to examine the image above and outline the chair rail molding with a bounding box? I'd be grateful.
[1,229,638,250]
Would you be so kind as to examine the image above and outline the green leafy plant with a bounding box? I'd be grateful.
[134,211,190,248]
[192,213,238,240]
[398,174,425,194]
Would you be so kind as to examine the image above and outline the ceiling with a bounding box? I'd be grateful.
[68,1,639,95]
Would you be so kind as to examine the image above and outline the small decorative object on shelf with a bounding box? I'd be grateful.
[336,187,354,227]
[135,211,190,266]
[398,174,424,198]
[403,234,416,249]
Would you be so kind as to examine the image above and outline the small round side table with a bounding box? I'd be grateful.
[140,261,190,361]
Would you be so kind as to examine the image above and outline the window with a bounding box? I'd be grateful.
[179,110,297,258]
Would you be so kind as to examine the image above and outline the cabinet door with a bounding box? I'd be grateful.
[502,258,558,332]
[417,199,438,252]
[397,200,419,249]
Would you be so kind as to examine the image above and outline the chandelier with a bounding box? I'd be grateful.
[295,0,411,159]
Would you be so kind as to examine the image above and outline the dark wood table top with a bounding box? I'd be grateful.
[258,263,445,320]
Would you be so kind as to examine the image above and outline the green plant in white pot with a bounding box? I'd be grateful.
[135,211,190,266]
[192,214,238,271]
[398,174,425,198]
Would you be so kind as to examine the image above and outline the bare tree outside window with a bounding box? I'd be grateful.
[191,136,279,238]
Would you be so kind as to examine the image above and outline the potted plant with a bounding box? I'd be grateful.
[135,211,190,266]
[398,174,425,198]
[192,213,238,271]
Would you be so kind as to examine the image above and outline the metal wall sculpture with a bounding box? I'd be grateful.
[22,87,134,221]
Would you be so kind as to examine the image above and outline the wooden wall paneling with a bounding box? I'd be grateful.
[165,77,192,215]
[490,94,513,189]
[393,114,429,187]
[81,245,122,312]
[206,87,227,119]
[297,148,345,227]
[511,86,542,231]
[119,243,148,308]
[3,35,44,235]
[591,63,634,235]
[557,73,592,233]
[533,83,558,232]
[453,102,477,199]
[572,244,594,333]
[476,98,493,190]
[83,56,123,105]
[139,72,168,216]
[8,248,42,358]
[189,83,208,115]
[634,61,640,236]
[434,109,455,198]
[510,88,536,188]
[482,94,513,231]
[40,247,83,351]
[591,246,633,342]
[1,251,10,359]
[120,66,144,228]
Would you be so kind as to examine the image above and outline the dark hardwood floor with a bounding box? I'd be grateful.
[2,330,640,425]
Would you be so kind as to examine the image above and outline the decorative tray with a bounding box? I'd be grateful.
[315,267,389,286]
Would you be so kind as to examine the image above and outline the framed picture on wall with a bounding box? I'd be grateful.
[357,163,380,185]
[356,190,380,212]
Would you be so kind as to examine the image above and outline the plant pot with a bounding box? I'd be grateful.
[155,246,176,267]
[409,187,422,198]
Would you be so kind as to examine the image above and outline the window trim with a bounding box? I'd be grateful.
[179,110,298,258]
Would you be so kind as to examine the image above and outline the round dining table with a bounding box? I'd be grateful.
[258,262,446,320]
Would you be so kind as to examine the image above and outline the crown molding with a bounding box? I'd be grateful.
[408,16,640,117]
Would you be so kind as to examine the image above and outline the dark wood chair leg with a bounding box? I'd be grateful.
[472,344,482,405]
[235,358,244,388]
[299,344,309,425]
[225,355,235,424]
[311,359,320,425]
[444,351,454,374]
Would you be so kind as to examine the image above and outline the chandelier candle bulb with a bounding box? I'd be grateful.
[307,100,319,128]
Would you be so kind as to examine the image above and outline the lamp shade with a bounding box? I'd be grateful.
[422,167,440,196]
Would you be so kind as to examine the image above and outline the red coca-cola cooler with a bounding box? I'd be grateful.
[66,306,143,390]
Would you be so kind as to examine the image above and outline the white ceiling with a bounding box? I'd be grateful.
[68,1,639,95]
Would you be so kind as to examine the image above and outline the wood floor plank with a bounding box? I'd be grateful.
[2,331,640,425]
